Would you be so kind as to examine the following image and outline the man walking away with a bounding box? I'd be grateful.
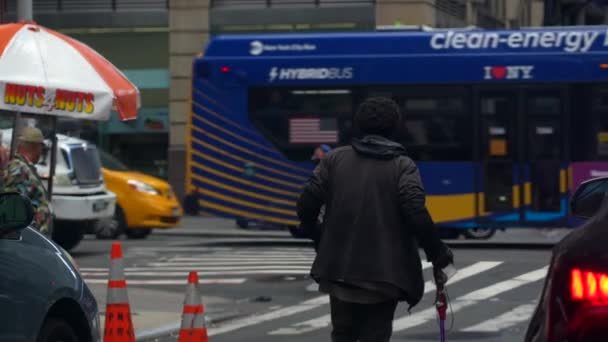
[3,127,52,234]
[297,96,454,342]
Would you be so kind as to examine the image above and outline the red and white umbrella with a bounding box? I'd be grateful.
[0,22,139,121]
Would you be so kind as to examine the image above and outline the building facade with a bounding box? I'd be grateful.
[209,0,544,32]
[544,0,608,25]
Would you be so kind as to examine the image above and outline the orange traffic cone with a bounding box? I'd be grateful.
[104,242,135,342]
[179,272,209,342]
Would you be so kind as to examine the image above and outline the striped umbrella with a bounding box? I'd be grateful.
[0,21,139,121]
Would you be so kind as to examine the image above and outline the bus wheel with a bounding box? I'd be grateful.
[463,228,496,240]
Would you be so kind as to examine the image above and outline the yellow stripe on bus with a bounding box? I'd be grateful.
[191,160,299,199]
[199,200,299,226]
[193,102,308,172]
[192,111,279,155]
[192,173,296,207]
[199,187,296,216]
[193,90,260,136]
[426,193,476,223]
[191,126,308,182]
[524,182,532,206]
[513,185,520,208]
[191,146,304,189]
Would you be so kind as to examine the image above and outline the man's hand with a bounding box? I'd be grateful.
[432,246,453,288]
[289,223,322,252]
[433,267,448,288]
[432,246,454,270]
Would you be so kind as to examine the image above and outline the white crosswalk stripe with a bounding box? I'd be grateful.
[83,244,550,338]
[461,303,537,332]
[81,246,433,286]
[391,267,548,332]
[201,260,549,338]
[268,261,503,336]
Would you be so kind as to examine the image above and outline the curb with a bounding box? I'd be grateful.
[155,231,292,239]
[136,310,243,341]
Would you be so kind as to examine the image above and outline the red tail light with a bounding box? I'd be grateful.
[571,268,608,303]
[572,269,584,299]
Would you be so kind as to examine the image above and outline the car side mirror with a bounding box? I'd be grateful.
[0,192,34,236]
[571,178,608,219]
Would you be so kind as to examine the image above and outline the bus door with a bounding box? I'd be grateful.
[522,89,567,223]
[478,90,521,224]
[476,87,568,225]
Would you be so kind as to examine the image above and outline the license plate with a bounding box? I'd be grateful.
[93,201,109,212]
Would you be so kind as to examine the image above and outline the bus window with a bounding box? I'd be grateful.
[248,87,353,162]
[588,87,608,159]
[597,118,608,157]
[527,95,561,115]
[405,98,464,112]
[592,88,608,110]
[363,88,472,161]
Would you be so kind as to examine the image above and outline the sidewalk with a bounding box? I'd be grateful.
[90,284,241,341]
[447,227,572,246]
[154,216,293,239]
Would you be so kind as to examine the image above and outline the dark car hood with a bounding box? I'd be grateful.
[351,135,407,160]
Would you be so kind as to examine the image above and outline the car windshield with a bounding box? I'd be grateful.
[99,149,129,171]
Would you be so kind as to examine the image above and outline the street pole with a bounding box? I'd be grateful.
[17,0,33,21]
[11,0,33,156]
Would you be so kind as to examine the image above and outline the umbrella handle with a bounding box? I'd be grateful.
[436,291,447,321]
[436,290,447,342]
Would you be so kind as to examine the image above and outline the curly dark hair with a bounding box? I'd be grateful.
[354,96,401,138]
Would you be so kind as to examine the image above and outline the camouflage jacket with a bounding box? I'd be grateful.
[3,154,52,234]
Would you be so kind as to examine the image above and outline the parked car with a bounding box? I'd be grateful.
[96,149,182,239]
[0,192,100,342]
[525,176,608,341]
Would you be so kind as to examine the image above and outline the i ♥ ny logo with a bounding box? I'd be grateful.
[484,65,534,80]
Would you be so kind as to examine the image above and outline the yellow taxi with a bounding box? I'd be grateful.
[97,149,182,239]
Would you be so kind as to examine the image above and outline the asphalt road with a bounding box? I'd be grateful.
[71,225,559,342]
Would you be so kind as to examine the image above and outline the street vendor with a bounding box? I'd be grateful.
[3,127,52,234]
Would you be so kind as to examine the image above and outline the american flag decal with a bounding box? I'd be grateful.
[289,117,338,144]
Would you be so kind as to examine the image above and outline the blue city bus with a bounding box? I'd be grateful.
[188,26,608,238]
